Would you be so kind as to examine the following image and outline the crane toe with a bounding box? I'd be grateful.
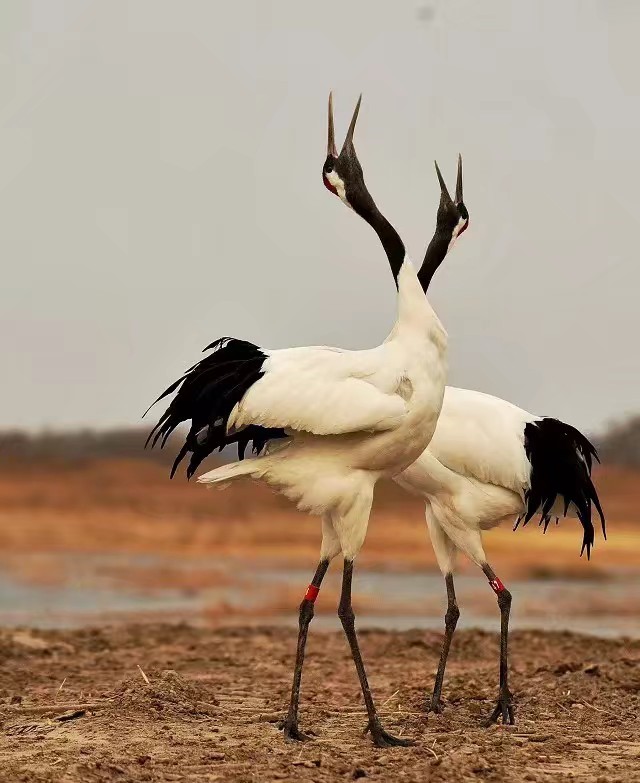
[483,688,515,727]
[366,718,415,747]
[279,717,314,742]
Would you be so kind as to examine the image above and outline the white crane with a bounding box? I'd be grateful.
[396,387,605,725]
[146,95,464,747]
[333,152,606,725]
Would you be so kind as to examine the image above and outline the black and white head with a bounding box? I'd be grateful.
[322,92,406,285]
[433,155,469,251]
[322,93,377,218]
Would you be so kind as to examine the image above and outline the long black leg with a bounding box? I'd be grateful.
[482,564,515,726]
[429,572,460,713]
[338,559,413,748]
[280,560,330,741]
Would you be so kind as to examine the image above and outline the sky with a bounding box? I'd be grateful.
[1,0,638,434]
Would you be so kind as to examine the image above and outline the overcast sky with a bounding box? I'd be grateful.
[1,0,638,434]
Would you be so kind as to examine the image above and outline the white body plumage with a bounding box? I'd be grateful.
[394,386,601,573]
[199,260,447,559]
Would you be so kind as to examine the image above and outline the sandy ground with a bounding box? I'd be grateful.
[1,458,639,779]
[1,624,640,782]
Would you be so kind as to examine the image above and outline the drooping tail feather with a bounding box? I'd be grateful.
[144,337,287,478]
[197,459,262,486]
[517,418,606,558]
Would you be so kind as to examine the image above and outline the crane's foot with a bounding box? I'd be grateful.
[365,717,414,748]
[279,715,313,742]
[483,688,515,726]
[427,695,444,714]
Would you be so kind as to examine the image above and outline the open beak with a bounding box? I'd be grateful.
[323,93,364,202]
[435,155,467,212]
[327,92,362,159]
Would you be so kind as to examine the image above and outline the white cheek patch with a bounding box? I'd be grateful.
[325,170,351,209]
[447,217,468,253]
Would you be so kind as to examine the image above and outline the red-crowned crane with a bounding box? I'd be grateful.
[330,150,606,725]
[146,95,463,747]
[396,386,605,725]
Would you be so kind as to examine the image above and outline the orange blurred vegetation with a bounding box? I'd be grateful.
[0,458,636,578]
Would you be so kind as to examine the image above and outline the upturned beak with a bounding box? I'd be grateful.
[327,92,362,159]
[435,155,466,210]
[323,93,365,203]
[327,92,338,158]
[341,93,362,154]
[434,160,453,203]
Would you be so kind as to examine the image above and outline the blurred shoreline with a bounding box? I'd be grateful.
[0,443,638,632]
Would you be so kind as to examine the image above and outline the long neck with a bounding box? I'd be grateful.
[356,201,406,287]
[417,229,451,293]
[355,199,440,334]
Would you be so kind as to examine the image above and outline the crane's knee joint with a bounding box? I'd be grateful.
[338,602,355,628]
[298,599,315,626]
[497,589,512,611]
[445,603,460,630]
[487,573,511,608]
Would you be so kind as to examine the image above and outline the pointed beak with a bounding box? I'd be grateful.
[455,153,463,204]
[327,92,337,158]
[341,93,362,153]
[323,93,366,207]
[434,160,453,202]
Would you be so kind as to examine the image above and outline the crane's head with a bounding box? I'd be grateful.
[322,93,376,217]
[433,154,469,250]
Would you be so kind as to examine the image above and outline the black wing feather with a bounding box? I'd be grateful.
[145,337,287,478]
[520,418,606,559]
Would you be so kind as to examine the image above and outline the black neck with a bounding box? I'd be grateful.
[417,229,450,293]
[356,201,405,288]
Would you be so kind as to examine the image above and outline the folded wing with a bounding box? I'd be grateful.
[230,367,407,435]
[146,338,406,479]
[428,387,535,494]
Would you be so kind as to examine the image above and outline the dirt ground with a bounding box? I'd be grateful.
[1,625,640,782]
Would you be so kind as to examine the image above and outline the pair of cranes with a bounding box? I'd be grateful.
[146,95,605,747]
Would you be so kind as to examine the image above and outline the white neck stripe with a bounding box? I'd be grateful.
[447,216,467,253]
[326,170,351,208]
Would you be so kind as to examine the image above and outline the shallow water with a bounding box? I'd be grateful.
[0,552,638,637]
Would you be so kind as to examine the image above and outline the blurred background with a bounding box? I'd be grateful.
[1,1,639,634]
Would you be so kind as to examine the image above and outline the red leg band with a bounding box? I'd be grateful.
[304,584,320,603]
[489,577,505,594]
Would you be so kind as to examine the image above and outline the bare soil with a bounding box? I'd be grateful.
[1,625,640,782]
